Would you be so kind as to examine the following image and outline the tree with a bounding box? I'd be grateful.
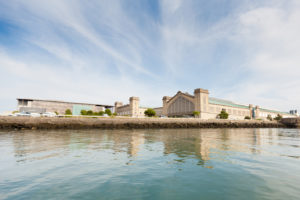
[65,109,72,115]
[144,108,156,117]
[267,114,273,121]
[105,109,112,116]
[81,110,87,115]
[274,114,282,121]
[193,111,200,118]
[244,116,251,120]
[218,110,229,119]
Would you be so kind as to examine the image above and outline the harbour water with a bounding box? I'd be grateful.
[1,128,300,200]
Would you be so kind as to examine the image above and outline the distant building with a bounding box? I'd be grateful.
[159,88,297,120]
[115,88,297,119]
[17,98,113,115]
[115,97,148,117]
[153,107,163,117]
[290,110,298,116]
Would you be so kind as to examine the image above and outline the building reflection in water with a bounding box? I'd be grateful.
[9,128,300,166]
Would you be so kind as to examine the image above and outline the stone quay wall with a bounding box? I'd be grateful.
[0,116,286,130]
[281,118,300,128]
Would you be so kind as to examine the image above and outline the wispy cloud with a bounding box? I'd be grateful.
[0,0,299,112]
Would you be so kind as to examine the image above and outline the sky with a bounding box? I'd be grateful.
[0,0,299,112]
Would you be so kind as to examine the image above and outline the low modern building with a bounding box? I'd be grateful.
[115,97,148,117]
[17,98,113,115]
[159,88,297,120]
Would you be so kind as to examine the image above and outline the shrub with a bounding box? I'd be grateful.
[267,114,273,121]
[55,111,59,115]
[112,112,117,116]
[81,110,87,115]
[244,116,251,120]
[218,110,229,119]
[105,109,112,116]
[65,109,72,115]
[193,111,200,117]
[98,111,105,116]
[144,108,156,117]
[87,110,93,115]
[274,114,282,121]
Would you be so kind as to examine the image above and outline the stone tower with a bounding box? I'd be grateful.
[255,105,260,119]
[162,96,171,116]
[114,101,123,113]
[249,104,253,119]
[129,97,140,117]
[194,88,209,119]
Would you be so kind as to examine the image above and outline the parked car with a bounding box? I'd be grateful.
[42,112,57,117]
[30,113,41,117]
[15,112,31,117]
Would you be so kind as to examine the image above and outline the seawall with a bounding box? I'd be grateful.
[0,116,286,130]
[281,118,300,128]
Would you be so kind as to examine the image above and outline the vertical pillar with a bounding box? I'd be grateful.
[255,105,260,119]
[194,88,209,119]
[249,104,253,119]
[129,97,140,117]
[114,101,123,114]
[162,96,171,116]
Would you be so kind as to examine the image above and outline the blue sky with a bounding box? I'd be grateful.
[0,0,299,112]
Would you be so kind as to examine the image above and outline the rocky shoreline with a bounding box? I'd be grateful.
[0,116,288,130]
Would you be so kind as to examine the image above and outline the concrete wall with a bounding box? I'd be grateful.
[154,107,163,116]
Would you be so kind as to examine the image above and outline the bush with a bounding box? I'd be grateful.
[218,110,229,119]
[274,114,282,121]
[81,110,87,115]
[55,111,59,115]
[112,112,117,116]
[144,108,156,117]
[65,109,72,115]
[267,114,273,121]
[105,109,112,116]
[81,109,106,116]
[244,116,251,120]
[87,110,93,115]
[193,111,200,117]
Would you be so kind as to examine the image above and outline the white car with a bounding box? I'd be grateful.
[42,112,57,117]
[30,113,41,117]
[15,112,31,117]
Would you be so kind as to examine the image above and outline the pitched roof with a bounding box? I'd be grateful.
[209,97,249,109]
[259,108,290,115]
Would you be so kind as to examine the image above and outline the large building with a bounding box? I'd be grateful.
[159,88,296,119]
[115,88,296,119]
[17,98,113,115]
[18,87,297,119]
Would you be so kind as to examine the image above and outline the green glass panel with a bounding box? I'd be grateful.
[72,105,92,115]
